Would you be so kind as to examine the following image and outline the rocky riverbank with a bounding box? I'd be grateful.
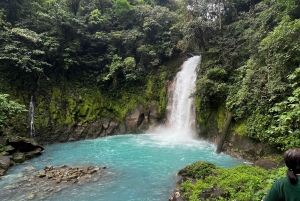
[0,164,107,200]
[0,136,44,176]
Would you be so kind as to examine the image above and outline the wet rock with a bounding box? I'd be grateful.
[0,155,11,170]
[1,164,108,200]
[106,121,118,135]
[40,165,105,184]
[253,158,280,170]
[149,101,159,127]
[38,169,46,178]
[169,190,185,201]
[3,145,15,153]
[12,151,26,163]
[24,165,36,172]
[124,104,149,133]
[44,165,54,171]
[198,186,230,200]
[0,168,5,176]
[0,151,9,156]
[0,155,11,176]
[55,176,62,183]
[27,192,35,200]
[25,148,43,159]
[8,136,44,152]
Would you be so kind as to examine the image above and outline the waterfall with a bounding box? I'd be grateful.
[154,56,200,142]
[168,56,200,138]
[29,96,35,139]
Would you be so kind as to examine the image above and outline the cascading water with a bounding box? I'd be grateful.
[29,96,35,139]
[169,56,200,132]
[162,56,201,141]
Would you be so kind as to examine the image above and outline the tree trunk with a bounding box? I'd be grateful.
[216,111,232,154]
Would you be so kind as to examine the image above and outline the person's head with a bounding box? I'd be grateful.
[284,148,300,184]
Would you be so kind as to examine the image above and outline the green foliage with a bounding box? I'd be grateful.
[112,0,133,18]
[232,121,247,136]
[0,26,51,73]
[181,163,287,201]
[2,0,300,155]
[0,0,182,97]
[123,57,137,81]
[192,0,300,151]
[206,68,228,82]
[182,161,216,179]
[0,94,27,132]
[265,67,300,150]
[104,54,124,81]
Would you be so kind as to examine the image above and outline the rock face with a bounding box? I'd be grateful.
[253,158,282,170]
[36,103,159,144]
[197,114,282,162]
[8,136,44,153]
[124,104,149,133]
[0,136,44,176]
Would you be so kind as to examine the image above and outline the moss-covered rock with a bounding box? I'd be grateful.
[12,151,26,164]
[178,161,216,180]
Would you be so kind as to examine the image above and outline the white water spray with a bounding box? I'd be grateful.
[153,56,201,142]
[29,96,35,139]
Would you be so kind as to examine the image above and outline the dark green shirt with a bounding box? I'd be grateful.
[264,176,300,201]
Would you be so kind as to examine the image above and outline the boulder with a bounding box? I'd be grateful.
[253,158,280,170]
[198,186,230,200]
[25,148,43,159]
[0,151,9,156]
[0,155,11,175]
[12,151,26,163]
[0,168,5,176]
[3,145,15,153]
[8,136,44,152]
[0,155,11,170]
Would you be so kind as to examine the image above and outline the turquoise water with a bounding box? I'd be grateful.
[0,134,244,201]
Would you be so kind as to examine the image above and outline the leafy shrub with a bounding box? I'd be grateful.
[206,68,228,82]
[180,163,287,201]
[179,161,216,179]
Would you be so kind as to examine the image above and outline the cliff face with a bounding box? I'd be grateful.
[1,57,184,145]
[31,86,162,145]
[196,104,281,162]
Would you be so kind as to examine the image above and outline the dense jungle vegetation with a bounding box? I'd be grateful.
[1,0,300,200]
[1,0,300,150]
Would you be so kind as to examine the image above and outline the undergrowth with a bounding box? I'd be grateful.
[180,161,286,201]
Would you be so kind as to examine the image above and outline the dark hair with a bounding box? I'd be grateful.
[284,148,300,185]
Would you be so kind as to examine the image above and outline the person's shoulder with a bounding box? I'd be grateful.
[272,177,289,186]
